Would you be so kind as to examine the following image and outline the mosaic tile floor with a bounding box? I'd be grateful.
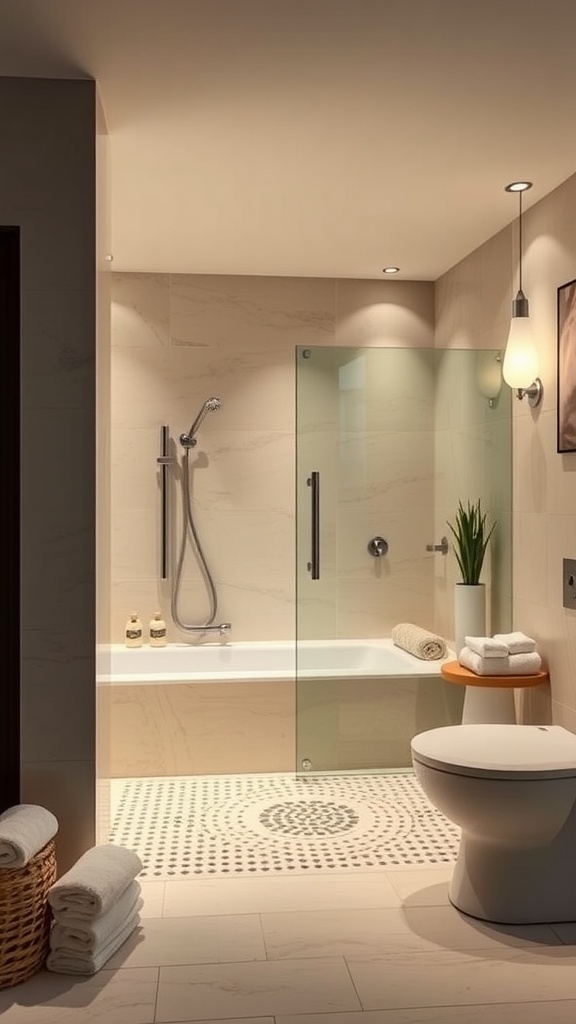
[108,771,460,879]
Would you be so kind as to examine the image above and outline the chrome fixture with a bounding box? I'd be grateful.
[502,182,543,407]
[368,536,389,557]
[164,397,231,636]
[180,397,222,448]
[426,536,449,555]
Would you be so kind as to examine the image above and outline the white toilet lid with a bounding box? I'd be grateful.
[411,725,576,779]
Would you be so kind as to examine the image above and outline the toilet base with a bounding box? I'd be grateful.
[449,826,576,924]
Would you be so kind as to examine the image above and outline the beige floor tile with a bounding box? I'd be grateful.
[0,967,158,1024]
[384,866,453,905]
[261,905,560,959]
[162,872,402,917]
[106,914,265,968]
[277,1002,576,1024]
[174,1020,274,1024]
[156,957,361,1021]
[139,880,165,918]
[347,945,576,1010]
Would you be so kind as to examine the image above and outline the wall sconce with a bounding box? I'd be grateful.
[502,181,543,407]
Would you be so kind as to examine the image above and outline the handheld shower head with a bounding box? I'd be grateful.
[181,397,222,447]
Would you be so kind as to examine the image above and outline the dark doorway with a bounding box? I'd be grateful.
[0,227,20,811]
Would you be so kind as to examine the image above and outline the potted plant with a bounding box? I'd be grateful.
[447,499,496,653]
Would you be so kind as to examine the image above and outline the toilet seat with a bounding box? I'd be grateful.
[411,724,576,780]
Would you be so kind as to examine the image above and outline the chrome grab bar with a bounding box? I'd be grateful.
[307,471,320,580]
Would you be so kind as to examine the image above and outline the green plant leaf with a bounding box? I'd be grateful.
[446,499,496,585]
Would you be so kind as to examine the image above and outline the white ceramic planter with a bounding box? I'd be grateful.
[454,582,486,657]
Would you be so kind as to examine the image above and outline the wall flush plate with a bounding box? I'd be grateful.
[563,558,576,610]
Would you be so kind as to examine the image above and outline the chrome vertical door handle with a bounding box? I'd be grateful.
[307,471,320,580]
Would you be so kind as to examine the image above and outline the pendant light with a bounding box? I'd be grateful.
[502,181,543,407]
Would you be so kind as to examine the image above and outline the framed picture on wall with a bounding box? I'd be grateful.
[557,277,576,452]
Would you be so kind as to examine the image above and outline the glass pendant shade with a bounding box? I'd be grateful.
[502,311,538,388]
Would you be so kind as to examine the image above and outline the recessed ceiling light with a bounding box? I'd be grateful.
[504,181,533,193]
[382,266,400,274]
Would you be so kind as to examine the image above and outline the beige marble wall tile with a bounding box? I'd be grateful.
[337,578,435,639]
[337,507,432,581]
[335,280,434,348]
[170,274,335,351]
[112,272,170,349]
[107,682,295,776]
[167,345,296,433]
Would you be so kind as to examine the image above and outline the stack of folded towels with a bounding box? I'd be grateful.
[0,803,58,868]
[459,631,541,676]
[46,844,143,975]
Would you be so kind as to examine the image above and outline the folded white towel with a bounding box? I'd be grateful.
[50,880,143,953]
[493,631,537,655]
[391,623,447,661]
[0,804,58,868]
[509,651,542,674]
[46,912,141,975]
[465,636,509,658]
[48,844,143,920]
[459,647,542,676]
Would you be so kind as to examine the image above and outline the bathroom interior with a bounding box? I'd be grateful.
[6,6,576,1014]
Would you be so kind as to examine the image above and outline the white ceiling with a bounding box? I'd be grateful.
[2,0,576,280]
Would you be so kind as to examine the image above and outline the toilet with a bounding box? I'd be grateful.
[411,724,576,924]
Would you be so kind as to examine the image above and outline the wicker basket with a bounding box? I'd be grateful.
[0,839,57,989]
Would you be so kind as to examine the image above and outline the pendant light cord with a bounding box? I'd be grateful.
[518,190,523,293]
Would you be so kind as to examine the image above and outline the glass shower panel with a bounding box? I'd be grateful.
[296,346,512,776]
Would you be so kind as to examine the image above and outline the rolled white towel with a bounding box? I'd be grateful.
[493,631,537,655]
[0,804,58,868]
[459,647,542,676]
[391,623,447,661]
[465,636,509,659]
[46,911,141,975]
[50,880,143,953]
[48,844,143,920]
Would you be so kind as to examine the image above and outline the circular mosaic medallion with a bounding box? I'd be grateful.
[258,800,360,836]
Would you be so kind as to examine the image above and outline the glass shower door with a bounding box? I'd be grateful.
[295,345,511,775]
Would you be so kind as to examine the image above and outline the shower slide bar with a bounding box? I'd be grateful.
[157,425,174,580]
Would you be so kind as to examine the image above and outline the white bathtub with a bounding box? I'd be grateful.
[97,639,454,685]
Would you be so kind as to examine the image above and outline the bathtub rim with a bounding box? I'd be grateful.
[97,638,455,685]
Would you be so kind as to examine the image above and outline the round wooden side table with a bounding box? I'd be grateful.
[440,660,549,724]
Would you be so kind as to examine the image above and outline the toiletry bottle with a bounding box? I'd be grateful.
[125,612,143,648]
[149,611,167,647]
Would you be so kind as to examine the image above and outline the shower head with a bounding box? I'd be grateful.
[181,397,222,447]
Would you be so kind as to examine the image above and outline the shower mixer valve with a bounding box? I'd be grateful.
[368,537,388,557]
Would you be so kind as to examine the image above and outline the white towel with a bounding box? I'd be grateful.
[0,804,58,868]
[465,636,509,659]
[48,844,143,920]
[493,631,537,654]
[509,651,542,674]
[46,912,141,975]
[50,880,143,953]
[391,623,447,661]
[459,647,542,676]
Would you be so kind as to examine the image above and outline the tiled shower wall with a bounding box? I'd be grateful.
[109,276,436,643]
